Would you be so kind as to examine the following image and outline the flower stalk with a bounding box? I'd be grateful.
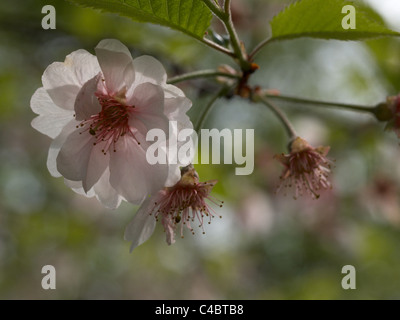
[167,69,241,84]
[262,92,376,114]
[195,86,232,135]
[255,94,297,140]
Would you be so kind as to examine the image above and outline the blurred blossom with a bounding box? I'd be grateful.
[362,176,400,227]
[334,151,368,196]
[237,191,274,234]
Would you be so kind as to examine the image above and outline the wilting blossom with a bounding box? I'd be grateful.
[31,39,193,208]
[274,137,332,199]
[124,165,222,251]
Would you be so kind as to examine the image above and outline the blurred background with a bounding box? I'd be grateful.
[1,0,400,299]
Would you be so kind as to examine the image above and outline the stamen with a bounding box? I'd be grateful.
[77,92,138,154]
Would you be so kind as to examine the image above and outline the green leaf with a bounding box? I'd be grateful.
[270,0,400,42]
[67,0,213,40]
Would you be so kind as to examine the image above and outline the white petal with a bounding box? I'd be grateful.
[64,179,96,198]
[165,96,194,167]
[31,88,74,139]
[65,49,100,86]
[82,141,110,193]
[124,196,157,251]
[109,136,169,204]
[164,96,193,121]
[164,165,181,187]
[47,120,78,177]
[132,55,167,86]
[56,127,96,181]
[74,74,102,121]
[57,129,110,192]
[41,49,99,111]
[93,169,124,209]
[163,84,185,98]
[128,83,169,134]
[42,62,81,110]
[95,39,135,94]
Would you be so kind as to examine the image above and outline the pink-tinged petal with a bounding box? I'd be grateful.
[128,83,169,134]
[95,39,135,94]
[41,49,100,111]
[164,165,181,187]
[161,215,176,246]
[164,97,194,167]
[64,179,96,198]
[56,127,96,182]
[65,49,100,86]
[163,84,185,98]
[74,74,102,121]
[164,96,193,123]
[132,55,167,85]
[42,62,81,110]
[31,88,75,139]
[47,120,78,177]
[109,136,169,204]
[93,169,124,209]
[124,196,158,252]
[82,142,110,193]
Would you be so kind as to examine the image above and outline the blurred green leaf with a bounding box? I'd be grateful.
[67,0,213,40]
[270,0,400,42]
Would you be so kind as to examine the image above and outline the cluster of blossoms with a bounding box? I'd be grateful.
[30,39,220,249]
[30,39,357,250]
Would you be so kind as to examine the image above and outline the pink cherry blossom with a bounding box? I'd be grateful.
[124,165,222,251]
[31,39,193,208]
[274,137,332,199]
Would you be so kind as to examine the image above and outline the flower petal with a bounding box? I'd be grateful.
[165,96,194,171]
[93,169,124,209]
[64,179,96,198]
[47,120,79,177]
[164,165,181,188]
[163,84,185,98]
[31,88,74,139]
[161,214,176,246]
[42,49,100,110]
[74,74,102,121]
[124,196,157,252]
[109,135,169,204]
[164,96,193,123]
[82,142,110,193]
[128,82,169,134]
[42,62,81,111]
[132,55,167,85]
[65,49,100,86]
[56,127,96,182]
[95,39,135,94]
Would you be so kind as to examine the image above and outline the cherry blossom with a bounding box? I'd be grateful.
[275,137,332,199]
[31,39,193,208]
[124,165,222,251]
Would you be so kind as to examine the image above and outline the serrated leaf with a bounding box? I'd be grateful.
[270,0,400,42]
[67,0,213,40]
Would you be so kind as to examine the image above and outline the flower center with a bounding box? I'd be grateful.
[78,93,138,154]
